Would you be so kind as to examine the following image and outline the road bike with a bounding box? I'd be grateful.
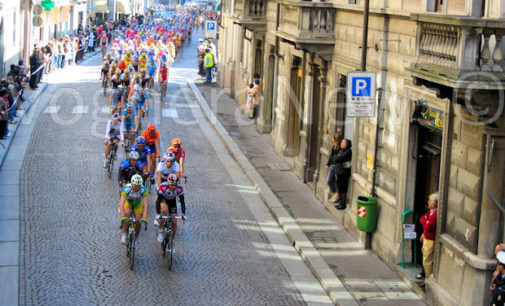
[160,80,167,102]
[102,75,109,96]
[158,215,184,270]
[122,216,147,270]
[105,141,117,179]
[144,172,154,194]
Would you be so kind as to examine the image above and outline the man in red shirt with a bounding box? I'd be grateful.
[420,193,438,280]
[166,138,186,177]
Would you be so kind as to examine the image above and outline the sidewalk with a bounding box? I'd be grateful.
[0,49,99,169]
[188,81,427,306]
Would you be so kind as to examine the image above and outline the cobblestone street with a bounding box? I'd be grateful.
[14,41,326,305]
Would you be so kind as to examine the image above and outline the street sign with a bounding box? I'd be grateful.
[347,71,376,117]
[403,224,417,240]
[205,20,217,39]
[33,16,43,27]
[33,4,43,16]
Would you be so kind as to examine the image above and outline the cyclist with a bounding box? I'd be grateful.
[101,60,110,88]
[133,86,149,117]
[121,102,136,146]
[130,136,152,176]
[119,174,148,245]
[166,138,186,178]
[156,173,186,242]
[118,151,144,187]
[141,124,161,173]
[155,152,180,188]
[158,64,168,94]
[110,70,123,112]
[104,113,124,168]
[146,58,157,88]
[100,34,108,58]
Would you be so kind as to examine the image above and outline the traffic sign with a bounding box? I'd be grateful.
[33,16,43,27]
[33,4,43,16]
[347,71,376,117]
[205,20,217,39]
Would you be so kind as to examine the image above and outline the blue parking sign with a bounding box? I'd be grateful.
[347,72,376,117]
[352,77,372,97]
[207,22,216,31]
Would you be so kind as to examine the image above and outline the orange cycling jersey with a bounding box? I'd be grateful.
[141,130,160,145]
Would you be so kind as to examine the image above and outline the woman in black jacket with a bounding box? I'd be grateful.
[326,133,342,203]
[332,139,352,209]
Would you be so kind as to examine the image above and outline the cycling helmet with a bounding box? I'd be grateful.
[124,69,130,74]
[128,151,140,160]
[104,60,110,65]
[147,124,156,132]
[136,136,146,145]
[115,70,121,75]
[171,138,181,145]
[131,174,143,186]
[162,54,167,60]
[134,73,140,79]
[164,152,176,162]
[112,113,120,120]
[126,102,134,109]
[111,63,117,68]
[167,173,178,185]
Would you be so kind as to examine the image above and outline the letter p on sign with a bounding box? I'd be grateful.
[353,77,371,96]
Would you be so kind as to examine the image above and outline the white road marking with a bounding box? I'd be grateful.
[44,105,60,113]
[162,109,178,118]
[72,105,88,114]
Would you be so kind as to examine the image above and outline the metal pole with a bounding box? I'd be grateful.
[362,0,372,249]
[361,0,370,72]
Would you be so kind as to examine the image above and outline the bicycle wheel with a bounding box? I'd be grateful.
[129,232,135,270]
[166,231,173,270]
[145,177,151,194]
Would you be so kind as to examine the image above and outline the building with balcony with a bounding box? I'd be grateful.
[218,0,505,305]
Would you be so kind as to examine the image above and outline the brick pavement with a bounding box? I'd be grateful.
[189,80,428,306]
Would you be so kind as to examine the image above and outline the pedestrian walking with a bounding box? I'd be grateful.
[418,193,438,281]
[326,133,343,203]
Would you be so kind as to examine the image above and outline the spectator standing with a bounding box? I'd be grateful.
[29,48,41,89]
[333,139,352,209]
[419,193,438,280]
[0,89,9,139]
[326,133,343,203]
[203,48,214,83]
[490,251,505,306]
[248,78,260,120]
[197,38,205,76]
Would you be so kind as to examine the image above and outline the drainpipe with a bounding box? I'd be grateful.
[360,0,370,72]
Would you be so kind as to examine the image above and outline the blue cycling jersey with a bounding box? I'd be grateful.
[122,108,137,122]
[120,159,145,170]
[130,144,151,162]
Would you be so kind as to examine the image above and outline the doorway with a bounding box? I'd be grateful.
[287,56,302,156]
[307,65,322,181]
[412,125,442,267]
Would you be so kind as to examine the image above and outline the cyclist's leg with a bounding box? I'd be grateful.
[133,204,143,237]
[105,138,112,157]
[122,202,132,233]
[168,199,178,239]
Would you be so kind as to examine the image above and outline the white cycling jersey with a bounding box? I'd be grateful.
[156,160,180,179]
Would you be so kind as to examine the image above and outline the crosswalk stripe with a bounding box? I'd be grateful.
[101,106,110,114]
[44,105,60,113]
[72,105,88,114]
[162,109,178,118]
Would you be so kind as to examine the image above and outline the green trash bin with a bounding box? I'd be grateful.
[356,195,378,233]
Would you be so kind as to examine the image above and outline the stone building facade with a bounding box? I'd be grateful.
[218,0,505,305]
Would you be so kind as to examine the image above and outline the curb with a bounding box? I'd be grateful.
[187,81,359,306]
[0,83,48,168]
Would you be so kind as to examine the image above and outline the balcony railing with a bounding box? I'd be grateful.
[409,14,505,89]
[277,2,335,44]
[232,0,266,28]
